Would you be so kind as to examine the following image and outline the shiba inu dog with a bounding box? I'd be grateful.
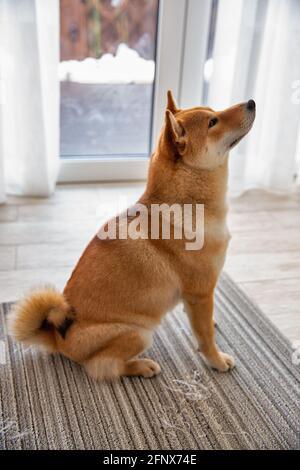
[9,91,256,380]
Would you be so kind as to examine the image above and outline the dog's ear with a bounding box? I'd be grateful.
[165,110,186,154]
[167,90,178,114]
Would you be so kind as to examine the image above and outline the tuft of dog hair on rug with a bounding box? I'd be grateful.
[0,418,31,443]
[158,371,211,439]
[163,370,211,402]
[159,371,257,448]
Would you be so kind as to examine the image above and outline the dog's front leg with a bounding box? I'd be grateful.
[184,293,235,372]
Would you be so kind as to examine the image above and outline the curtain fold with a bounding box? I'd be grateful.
[207,0,300,192]
[0,0,59,203]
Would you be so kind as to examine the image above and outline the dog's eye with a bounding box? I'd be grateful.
[208,118,218,129]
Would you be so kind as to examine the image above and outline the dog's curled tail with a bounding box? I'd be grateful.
[8,287,74,352]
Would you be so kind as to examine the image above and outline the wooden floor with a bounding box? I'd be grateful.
[0,183,299,343]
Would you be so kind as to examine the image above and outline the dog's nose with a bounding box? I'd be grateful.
[247,99,256,111]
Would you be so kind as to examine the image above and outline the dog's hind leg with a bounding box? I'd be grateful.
[83,326,160,380]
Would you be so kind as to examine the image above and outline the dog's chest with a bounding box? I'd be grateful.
[205,217,231,249]
[195,217,230,274]
[179,217,230,287]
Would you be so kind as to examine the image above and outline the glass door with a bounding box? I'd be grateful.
[58,0,211,182]
[60,0,158,160]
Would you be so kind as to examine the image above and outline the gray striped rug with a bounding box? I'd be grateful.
[0,273,299,450]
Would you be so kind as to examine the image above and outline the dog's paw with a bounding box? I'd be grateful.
[139,359,161,378]
[125,358,161,378]
[204,352,235,372]
[214,352,235,372]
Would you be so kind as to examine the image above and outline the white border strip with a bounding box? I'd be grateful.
[58,157,149,183]
[151,0,187,148]
[179,0,212,108]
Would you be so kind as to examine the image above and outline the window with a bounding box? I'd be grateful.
[60,0,158,160]
[57,0,212,182]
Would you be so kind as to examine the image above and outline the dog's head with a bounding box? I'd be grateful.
[162,90,256,170]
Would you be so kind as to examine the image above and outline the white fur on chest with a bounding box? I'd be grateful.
[205,216,231,244]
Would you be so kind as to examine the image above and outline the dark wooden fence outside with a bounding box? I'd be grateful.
[60,0,158,61]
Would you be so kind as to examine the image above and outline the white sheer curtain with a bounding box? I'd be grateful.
[207,0,300,192]
[0,0,59,203]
